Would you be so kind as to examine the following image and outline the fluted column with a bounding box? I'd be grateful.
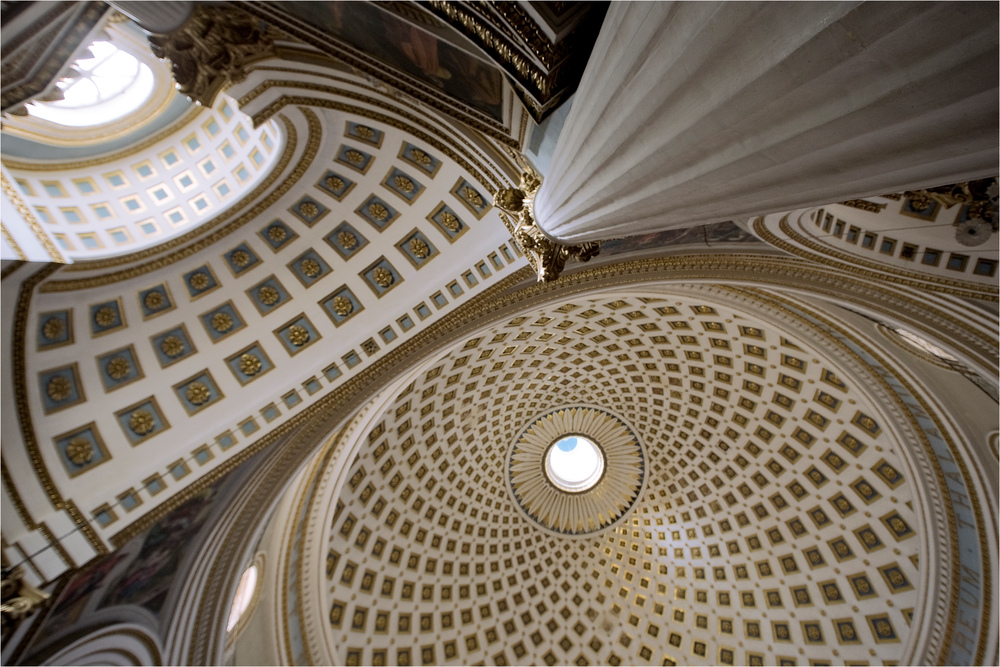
[533,2,999,243]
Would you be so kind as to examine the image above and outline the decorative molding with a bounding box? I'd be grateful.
[840,199,887,213]
[0,174,66,263]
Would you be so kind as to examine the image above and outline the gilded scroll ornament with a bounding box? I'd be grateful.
[325,176,344,191]
[186,382,211,404]
[106,357,131,380]
[66,437,94,465]
[408,238,430,258]
[368,203,389,221]
[42,317,64,340]
[232,250,251,267]
[189,272,210,290]
[267,225,287,242]
[333,296,353,316]
[46,376,71,401]
[394,176,415,193]
[300,202,319,217]
[147,5,278,108]
[494,169,599,283]
[258,286,280,305]
[288,325,310,346]
[144,291,165,310]
[94,307,117,327]
[161,336,185,357]
[301,258,321,277]
[129,409,156,435]
[904,178,998,230]
[239,354,262,376]
[338,231,358,249]
[373,267,394,287]
[211,312,233,332]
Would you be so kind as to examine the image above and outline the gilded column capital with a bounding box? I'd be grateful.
[495,169,599,283]
[147,4,278,108]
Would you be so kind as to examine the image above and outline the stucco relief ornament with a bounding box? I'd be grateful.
[129,409,156,435]
[144,291,165,310]
[46,376,72,401]
[147,4,278,107]
[355,125,375,139]
[325,176,344,191]
[345,150,365,164]
[239,353,262,375]
[186,382,211,404]
[42,317,64,340]
[66,437,94,465]
[299,201,319,217]
[394,175,415,193]
[338,231,357,249]
[373,267,394,287]
[301,258,321,277]
[288,325,310,346]
[211,312,233,332]
[410,149,431,165]
[161,336,185,357]
[494,169,599,283]
[439,211,460,232]
[333,296,353,316]
[408,238,430,258]
[368,202,389,221]
[94,306,117,327]
[257,285,280,305]
[231,250,251,267]
[189,272,210,290]
[106,356,131,379]
[267,225,286,242]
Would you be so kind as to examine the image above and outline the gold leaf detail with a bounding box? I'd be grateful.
[368,202,389,221]
[129,409,156,435]
[106,356,131,380]
[373,267,394,287]
[46,376,72,401]
[186,382,211,405]
[325,176,344,191]
[239,353,262,375]
[338,231,358,249]
[144,291,165,310]
[355,125,375,139]
[267,225,287,242]
[161,336,185,357]
[333,296,353,316]
[408,237,430,258]
[301,258,321,277]
[394,175,414,193]
[94,306,117,327]
[189,272,210,290]
[288,325,310,346]
[299,201,319,217]
[66,437,94,465]
[231,250,251,267]
[211,312,233,332]
[345,150,365,164]
[257,285,280,305]
[42,317,64,340]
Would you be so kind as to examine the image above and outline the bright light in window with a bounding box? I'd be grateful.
[545,436,605,492]
[893,328,958,362]
[226,565,258,632]
[28,41,154,127]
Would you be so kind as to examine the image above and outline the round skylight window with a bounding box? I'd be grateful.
[544,436,605,493]
[28,40,154,127]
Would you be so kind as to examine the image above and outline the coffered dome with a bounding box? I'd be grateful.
[305,287,929,666]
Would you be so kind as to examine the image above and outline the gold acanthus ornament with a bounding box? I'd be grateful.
[299,201,319,217]
[325,176,344,191]
[231,250,251,267]
[267,225,286,242]
[301,258,321,277]
[257,286,280,305]
[345,150,365,164]
[161,336,185,357]
[494,169,600,283]
[147,4,278,108]
[189,272,210,290]
[338,231,358,249]
[46,376,72,401]
[394,175,415,193]
[439,211,460,232]
[408,238,430,258]
[368,203,389,221]
[144,291,165,310]
[106,357,131,380]
[211,312,233,332]
[94,306,117,327]
[355,125,375,139]
[186,382,211,404]
[410,149,431,165]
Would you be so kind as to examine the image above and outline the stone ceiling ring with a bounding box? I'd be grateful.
[507,406,646,536]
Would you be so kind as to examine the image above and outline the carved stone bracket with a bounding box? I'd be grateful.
[148,4,277,108]
[495,169,599,283]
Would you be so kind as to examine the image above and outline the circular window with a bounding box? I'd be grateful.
[544,435,605,493]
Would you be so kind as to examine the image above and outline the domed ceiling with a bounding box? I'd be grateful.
[316,289,924,666]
